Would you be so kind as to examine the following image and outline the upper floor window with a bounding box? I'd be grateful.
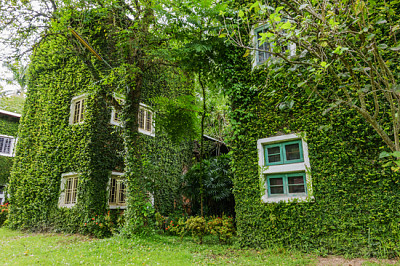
[253,25,295,67]
[69,95,86,125]
[0,135,16,157]
[138,106,153,134]
[264,140,303,166]
[111,103,155,137]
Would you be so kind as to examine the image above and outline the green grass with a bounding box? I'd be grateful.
[0,228,315,265]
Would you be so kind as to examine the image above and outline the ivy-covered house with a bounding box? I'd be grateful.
[0,109,20,204]
[7,24,194,232]
[216,24,400,256]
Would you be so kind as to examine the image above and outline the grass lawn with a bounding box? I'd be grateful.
[0,228,398,265]
[0,227,314,265]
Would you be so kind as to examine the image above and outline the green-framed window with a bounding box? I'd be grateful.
[264,140,303,166]
[267,172,307,197]
[255,26,272,65]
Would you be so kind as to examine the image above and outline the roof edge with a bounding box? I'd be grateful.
[0,109,22,118]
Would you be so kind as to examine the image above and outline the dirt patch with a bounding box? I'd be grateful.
[318,256,399,265]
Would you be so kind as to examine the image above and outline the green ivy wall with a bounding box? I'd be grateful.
[0,114,19,185]
[8,31,193,232]
[212,40,400,256]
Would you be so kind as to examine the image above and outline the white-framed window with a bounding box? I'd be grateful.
[69,94,86,125]
[252,24,296,67]
[257,133,313,203]
[58,172,79,208]
[108,172,126,209]
[110,103,155,137]
[138,104,154,136]
[0,135,16,157]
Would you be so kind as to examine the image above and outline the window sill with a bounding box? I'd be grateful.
[261,194,314,203]
[59,204,76,208]
[109,205,126,210]
[0,153,14,157]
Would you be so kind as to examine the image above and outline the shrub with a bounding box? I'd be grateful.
[155,212,166,231]
[207,215,235,244]
[186,216,207,244]
[169,217,187,240]
[0,203,9,226]
[82,211,124,238]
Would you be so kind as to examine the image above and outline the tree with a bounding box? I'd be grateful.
[1,61,28,96]
[223,0,400,162]
[0,0,197,233]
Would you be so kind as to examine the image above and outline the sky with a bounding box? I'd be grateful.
[0,1,43,94]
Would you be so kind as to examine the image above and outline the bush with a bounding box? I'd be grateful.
[168,217,187,239]
[207,215,235,244]
[186,216,207,244]
[0,203,9,226]
[82,210,124,238]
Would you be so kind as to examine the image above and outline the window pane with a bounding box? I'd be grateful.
[288,176,304,185]
[71,177,77,204]
[118,182,126,204]
[138,109,145,129]
[269,178,283,186]
[270,186,284,194]
[109,178,117,204]
[257,29,271,63]
[80,100,85,122]
[0,138,4,152]
[285,143,301,161]
[74,101,81,123]
[288,185,305,193]
[145,111,152,131]
[267,146,281,163]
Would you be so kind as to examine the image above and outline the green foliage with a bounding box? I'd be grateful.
[151,94,200,143]
[207,215,235,244]
[0,203,9,226]
[0,115,19,185]
[223,62,400,257]
[8,28,194,235]
[182,154,235,216]
[0,227,319,265]
[82,213,113,238]
[0,95,25,114]
[186,216,208,244]
[168,217,187,240]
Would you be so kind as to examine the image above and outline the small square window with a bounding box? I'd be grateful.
[267,172,306,197]
[264,140,303,166]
